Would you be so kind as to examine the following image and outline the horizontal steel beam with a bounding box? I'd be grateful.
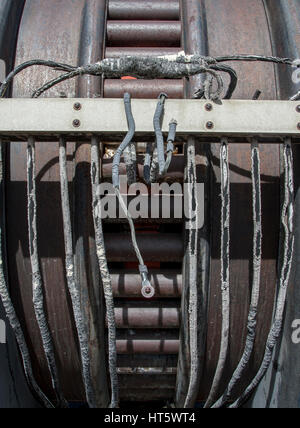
[0,99,299,139]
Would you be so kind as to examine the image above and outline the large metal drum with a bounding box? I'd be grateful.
[0,0,300,408]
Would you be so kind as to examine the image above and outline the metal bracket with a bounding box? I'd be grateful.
[0,98,299,141]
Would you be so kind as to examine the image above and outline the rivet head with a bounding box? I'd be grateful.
[296,105,300,113]
[73,102,81,111]
[206,121,214,129]
[297,122,300,130]
[205,103,213,111]
[73,119,81,127]
[141,285,155,299]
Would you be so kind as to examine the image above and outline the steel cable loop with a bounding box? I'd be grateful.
[90,137,119,408]
[204,138,230,408]
[27,137,67,408]
[0,140,54,408]
[229,139,294,408]
[194,65,237,100]
[210,64,238,100]
[212,139,262,408]
[59,137,96,408]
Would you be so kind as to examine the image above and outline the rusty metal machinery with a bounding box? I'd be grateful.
[0,0,300,409]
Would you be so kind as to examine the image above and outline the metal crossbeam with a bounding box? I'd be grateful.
[0,99,299,138]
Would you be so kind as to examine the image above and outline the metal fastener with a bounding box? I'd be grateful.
[296,105,300,113]
[205,103,213,111]
[73,119,81,127]
[73,102,82,111]
[206,121,214,129]
[297,123,300,130]
[141,285,155,299]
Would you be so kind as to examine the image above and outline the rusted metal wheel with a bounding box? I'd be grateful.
[0,0,300,407]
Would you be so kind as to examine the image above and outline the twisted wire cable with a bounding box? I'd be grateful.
[143,142,154,184]
[161,120,177,177]
[115,189,154,299]
[112,94,154,298]
[290,91,300,101]
[153,93,168,175]
[146,94,177,182]
[90,137,118,408]
[183,138,201,408]
[25,57,223,101]
[215,54,293,64]
[1,54,297,101]
[229,139,294,408]
[212,139,262,408]
[59,137,96,408]
[210,64,238,100]
[194,64,237,100]
[123,143,137,186]
[115,188,143,267]
[150,147,159,183]
[204,139,230,408]
[0,59,76,98]
[0,140,54,408]
[31,70,81,99]
[27,137,67,408]
[112,93,135,189]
